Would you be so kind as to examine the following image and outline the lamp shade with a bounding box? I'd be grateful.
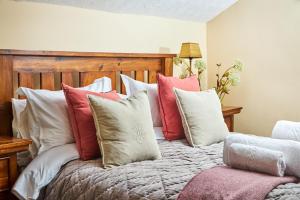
[179,42,202,58]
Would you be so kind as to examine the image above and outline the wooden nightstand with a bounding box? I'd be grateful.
[222,106,243,132]
[0,137,31,192]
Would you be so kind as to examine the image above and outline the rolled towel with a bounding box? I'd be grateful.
[224,133,300,177]
[226,143,286,176]
[272,120,300,142]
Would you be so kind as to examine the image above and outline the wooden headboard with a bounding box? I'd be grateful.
[0,49,175,136]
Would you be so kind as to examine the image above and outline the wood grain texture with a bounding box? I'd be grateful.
[0,159,8,191]
[61,72,73,86]
[0,56,13,136]
[0,49,176,58]
[41,73,55,90]
[13,56,163,73]
[135,71,144,82]
[148,71,157,83]
[0,137,31,192]
[222,106,243,117]
[19,73,34,89]
[163,57,173,76]
[222,106,243,132]
[0,137,32,155]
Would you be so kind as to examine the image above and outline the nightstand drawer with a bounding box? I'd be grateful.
[0,158,9,191]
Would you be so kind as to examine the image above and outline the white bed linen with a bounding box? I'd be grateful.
[17,77,112,157]
[12,143,79,200]
[224,133,300,177]
[12,99,27,137]
[225,143,286,176]
[120,74,162,127]
[12,127,163,200]
[154,127,165,140]
[272,120,300,142]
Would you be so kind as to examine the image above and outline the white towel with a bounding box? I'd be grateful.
[272,120,300,142]
[225,143,286,176]
[224,133,300,177]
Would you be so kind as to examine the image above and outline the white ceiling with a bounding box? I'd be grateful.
[20,0,238,22]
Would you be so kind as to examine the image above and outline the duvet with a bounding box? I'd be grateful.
[43,140,300,200]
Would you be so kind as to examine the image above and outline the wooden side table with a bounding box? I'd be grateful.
[222,106,243,132]
[0,137,31,192]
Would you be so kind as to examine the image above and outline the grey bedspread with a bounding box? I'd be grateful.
[44,140,300,200]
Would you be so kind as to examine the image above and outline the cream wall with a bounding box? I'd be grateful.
[207,0,300,136]
[0,0,207,85]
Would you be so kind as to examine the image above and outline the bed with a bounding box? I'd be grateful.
[0,49,299,200]
[43,141,300,200]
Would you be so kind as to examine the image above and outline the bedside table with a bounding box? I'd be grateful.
[222,106,243,132]
[0,137,31,192]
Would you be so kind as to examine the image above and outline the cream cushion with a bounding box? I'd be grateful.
[174,88,228,146]
[88,91,161,167]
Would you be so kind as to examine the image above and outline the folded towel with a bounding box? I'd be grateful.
[226,143,286,176]
[224,133,300,177]
[272,120,300,142]
[177,166,298,200]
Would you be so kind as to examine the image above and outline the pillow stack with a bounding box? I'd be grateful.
[157,74,200,140]
[15,73,229,168]
[122,73,228,146]
[16,77,112,157]
[62,84,120,160]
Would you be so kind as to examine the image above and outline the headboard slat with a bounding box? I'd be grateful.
[0,49,175,136]
[80,71,116,87]
[135,71,144,82]
[19,73,34,89]
[148,70,158,84]
[41,72,55,90]
[120,71,132,94]
[61,72,74,86]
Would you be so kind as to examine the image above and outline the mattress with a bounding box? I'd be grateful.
[43,140,300,200]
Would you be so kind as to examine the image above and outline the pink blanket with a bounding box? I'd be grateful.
[177,166,298,200]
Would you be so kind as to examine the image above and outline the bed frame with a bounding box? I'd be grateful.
[0,49,175,136]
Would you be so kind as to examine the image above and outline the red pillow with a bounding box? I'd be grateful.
[157,74,200,140]
[62,83,120,160]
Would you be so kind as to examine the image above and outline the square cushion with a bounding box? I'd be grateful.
[157,74,200,140]
[174,88,229,146]
[88,91,161,167]
[62,84,120,160]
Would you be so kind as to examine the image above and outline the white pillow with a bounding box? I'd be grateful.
[17,77,112,157]
[154,127,165,140]
[12,143,79,200]
[174,88,229,146]
[120,74,162,127]
[117,93,128,99]
[12,98,27,137]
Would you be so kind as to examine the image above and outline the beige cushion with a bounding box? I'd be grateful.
[88,91,161,167]
[174,88,229,146]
